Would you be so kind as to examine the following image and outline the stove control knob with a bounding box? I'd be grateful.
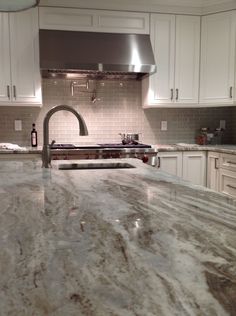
[142,155,149,163]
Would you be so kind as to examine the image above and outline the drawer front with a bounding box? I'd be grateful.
[220,153,236,172]
[219,169,236,198]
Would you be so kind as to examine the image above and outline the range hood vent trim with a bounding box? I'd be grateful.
[39,30,156,80]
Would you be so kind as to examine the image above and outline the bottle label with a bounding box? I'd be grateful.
[32,133,37,146]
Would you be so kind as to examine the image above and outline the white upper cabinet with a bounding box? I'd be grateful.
[0,14,11,102]
[142,14,200,108]
[174,16,200,104]
[39,7,149,34]
[147,14,175,105]
[0,8,42,106]
[200,11,236,106]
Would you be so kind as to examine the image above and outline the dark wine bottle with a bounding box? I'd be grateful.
[31,123,37,147]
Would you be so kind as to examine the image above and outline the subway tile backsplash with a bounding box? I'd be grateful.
[0,78,235,146]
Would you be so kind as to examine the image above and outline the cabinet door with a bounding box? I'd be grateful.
[200,11,236,105]
[142,14,200,108]
[0,13,11,102]
[144,14,175,105]
[175,15,200,104]
[157,152,182,177]
[207,151,220,191]
[39,7,149,34]
[219,169,236,198]
[9,8,42,105]
[183,151,206,186]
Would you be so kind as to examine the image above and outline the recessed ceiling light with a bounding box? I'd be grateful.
[0,0,40,12]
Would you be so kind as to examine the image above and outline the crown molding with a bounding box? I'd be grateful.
[39,0,236,15]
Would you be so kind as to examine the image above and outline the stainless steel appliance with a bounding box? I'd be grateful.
[39,30,156,80]
[51,143,158,166]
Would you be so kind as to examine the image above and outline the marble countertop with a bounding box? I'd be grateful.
[2,143,236,155]
[0,158,236,315]
[153,143,236,154]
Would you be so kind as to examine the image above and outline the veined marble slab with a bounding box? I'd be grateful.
[2,143,236,155]
[0,158,235,316]
[153,143,236,154]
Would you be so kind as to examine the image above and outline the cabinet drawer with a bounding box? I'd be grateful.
[219,169,236,198]
[220,153,236,172]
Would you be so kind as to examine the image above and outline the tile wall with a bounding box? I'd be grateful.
[0,79,234,146]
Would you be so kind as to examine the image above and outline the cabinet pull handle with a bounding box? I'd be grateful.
[226,160,236,165]
[176,88,179,101]
[170,89,173,101]
[215,158,219,169]
[7,85,10,99]
[226,184,236,190]
[157,157,161,168]
[13,85,16,99]
[230,86,233,98]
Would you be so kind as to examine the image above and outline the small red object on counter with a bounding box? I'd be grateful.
[142,155,149,163]
[196,135,206,145]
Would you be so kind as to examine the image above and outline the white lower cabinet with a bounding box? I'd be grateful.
[157,151,206,186]
[182,151,206,186]
[207,152,236,198]
[157,150,236,197]
[157,152,182,177]
[207,151,220,191]
[219,153,236,198]
[219,169,236,198]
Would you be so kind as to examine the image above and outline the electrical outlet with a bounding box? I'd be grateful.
[220,120,226,129]
[14,120,22,131]
[161,121,167,131]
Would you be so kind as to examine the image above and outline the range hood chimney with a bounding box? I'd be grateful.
[39,30,156,80]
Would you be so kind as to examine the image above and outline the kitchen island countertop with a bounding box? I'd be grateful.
[2,143,236,155]
[0,158,236,315]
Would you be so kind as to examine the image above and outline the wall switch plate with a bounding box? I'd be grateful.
[161,121,167,131]
[14,120,22,131]
[220,120,226,129]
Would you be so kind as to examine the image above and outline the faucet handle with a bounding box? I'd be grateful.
[50,140,56,148]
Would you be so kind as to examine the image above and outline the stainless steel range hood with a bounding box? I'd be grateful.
[39,30,156,80]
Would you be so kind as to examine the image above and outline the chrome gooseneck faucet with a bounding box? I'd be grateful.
[42,104,88,168]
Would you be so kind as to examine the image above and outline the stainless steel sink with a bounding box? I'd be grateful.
[58,162,136,170]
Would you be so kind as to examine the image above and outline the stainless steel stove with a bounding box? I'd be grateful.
[51,143,158,165]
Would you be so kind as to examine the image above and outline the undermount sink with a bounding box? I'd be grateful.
[58,162,136,170]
